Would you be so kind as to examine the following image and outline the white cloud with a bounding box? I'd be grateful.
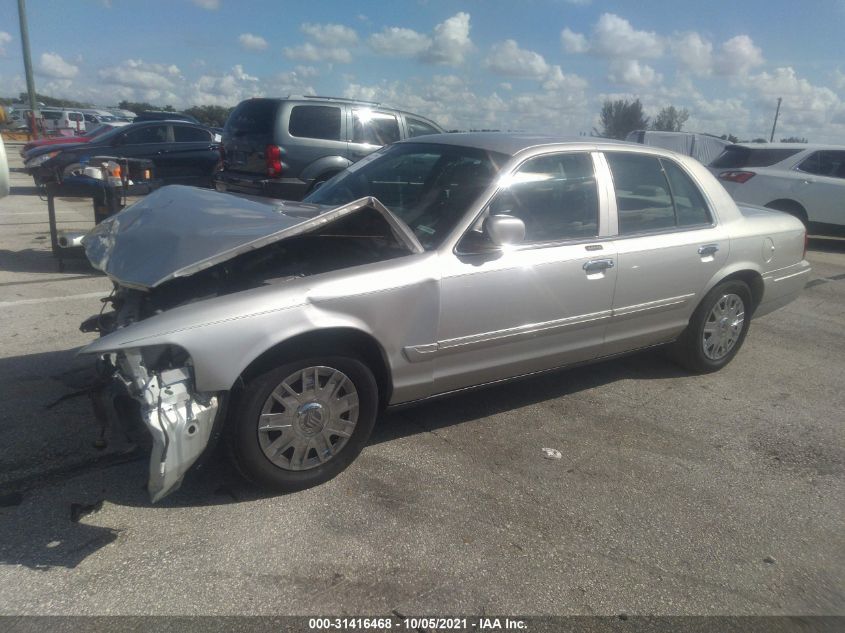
[746,67,840,128]
[833,69,845,92]
[285,22,358,64]
[367,12,472,67]
[715,35,763,76]
[591,13,663,59]
[672,32,713,76]
[284,43,352,64]
[423,12,473,65]
[36,52,79,79]
[561,28,588,54]
[486,40,549,79]
[608,59,661,87]
[369,27,431,57]
[190,64,260,106]
[238,33,268,51]
[0,31,12,57]
[191,0,219,9]
[542,65,588,92]
[98,59,181,90]
[301,23,358,47]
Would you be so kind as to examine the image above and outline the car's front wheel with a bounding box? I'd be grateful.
[673,280,752,373]
[228,356,378,493]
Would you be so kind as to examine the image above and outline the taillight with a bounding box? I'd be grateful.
[718,170,756,184]
[265,144,282,178]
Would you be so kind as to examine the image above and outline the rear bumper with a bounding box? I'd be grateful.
[756,260,812,318]
[213,171,308,201]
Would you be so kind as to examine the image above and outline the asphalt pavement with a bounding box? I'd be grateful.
[0,144,842,617]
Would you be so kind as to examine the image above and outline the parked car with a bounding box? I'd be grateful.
[20,122,129,156]
[25,120,220,187]
[626,130,730,165]
[79,134,810,501]
[709,143,845,235]
[213,95,443,200]
[134,110,200,124]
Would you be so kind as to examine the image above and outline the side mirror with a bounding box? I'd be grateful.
[483,214,525,247]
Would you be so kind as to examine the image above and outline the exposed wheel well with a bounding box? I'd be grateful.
[720,270,764,313]
[307,171,340,193]
[764,199,808,224]
[237,328,393,408]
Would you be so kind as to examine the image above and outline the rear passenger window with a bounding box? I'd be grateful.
[174,126,211,142]
[489,152,598,242]
[353,110,400,145]
[606,153,675,234]
[661,160,712,226]
[288,105,341,141]
[798,151,845,179]
[123,125,168,144]
[606,153,712,234]
[406,117,440,138]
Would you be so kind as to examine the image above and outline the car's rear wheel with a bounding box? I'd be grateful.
[228,356,378,493]
[672,280,752,373]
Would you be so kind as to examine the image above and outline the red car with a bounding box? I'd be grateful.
[20,123,128,157]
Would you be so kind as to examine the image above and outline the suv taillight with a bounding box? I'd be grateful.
[266,144,282,178]
[718,170,756,184]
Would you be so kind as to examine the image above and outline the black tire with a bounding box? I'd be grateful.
[307,172,339,194]
[672,280,752,374]
[227,356,378,493]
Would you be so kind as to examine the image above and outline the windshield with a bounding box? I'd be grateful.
[304,142,508,249]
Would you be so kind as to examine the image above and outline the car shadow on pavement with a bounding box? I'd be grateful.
[8,185,41,196]
[0,346,685,570]
[0,248,97,275]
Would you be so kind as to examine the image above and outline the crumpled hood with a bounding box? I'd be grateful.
[82,185,423,289]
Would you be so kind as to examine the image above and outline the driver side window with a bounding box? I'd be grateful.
[488,152,599,243]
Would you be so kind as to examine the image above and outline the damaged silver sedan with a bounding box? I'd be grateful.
[78,134,811,501]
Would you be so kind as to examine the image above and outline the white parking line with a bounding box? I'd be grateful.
[0,291,106,307]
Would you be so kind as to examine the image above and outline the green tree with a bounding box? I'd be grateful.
[594,99,649,140]
[719,133,739,144]
[17,92,91,108]
[651,106,690,132]
[117,100,176,113]
[780,136,808,143]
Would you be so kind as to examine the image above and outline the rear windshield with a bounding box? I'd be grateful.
[710,146,802,168]
[225,100,279,137]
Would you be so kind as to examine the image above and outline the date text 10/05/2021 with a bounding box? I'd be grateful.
[308,617,528,630]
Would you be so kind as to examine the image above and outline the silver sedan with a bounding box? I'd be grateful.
[79,134,811,500]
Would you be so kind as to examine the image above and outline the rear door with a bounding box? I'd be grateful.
[603,151,728,355]
[159,124,218,186]
[795,150,845,226]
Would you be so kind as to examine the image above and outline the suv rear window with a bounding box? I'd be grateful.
[289,105,342,141]
[710,146,802,168]
[226,100,279,136]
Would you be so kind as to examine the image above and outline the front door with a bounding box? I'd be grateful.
[433,151,617,393]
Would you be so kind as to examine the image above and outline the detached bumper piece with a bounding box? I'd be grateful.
[116,350,220,502]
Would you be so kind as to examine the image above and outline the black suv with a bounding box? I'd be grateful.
[213,96,443,200]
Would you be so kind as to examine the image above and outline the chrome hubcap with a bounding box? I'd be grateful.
[257,366,359,471]
[702,293,745,361]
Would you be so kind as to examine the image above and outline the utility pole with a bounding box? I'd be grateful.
[17,0,39,139]
[769,97,782,143]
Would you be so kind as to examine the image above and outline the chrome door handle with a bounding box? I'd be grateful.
[698,244,719,256]
[583,258,615,272]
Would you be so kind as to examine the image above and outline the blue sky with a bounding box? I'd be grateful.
[2,0,845,141]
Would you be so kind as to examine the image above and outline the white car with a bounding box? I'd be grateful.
[709,143,845,235]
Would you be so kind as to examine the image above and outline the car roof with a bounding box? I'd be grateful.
[731,142,845,151]
[397,132,637,156]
